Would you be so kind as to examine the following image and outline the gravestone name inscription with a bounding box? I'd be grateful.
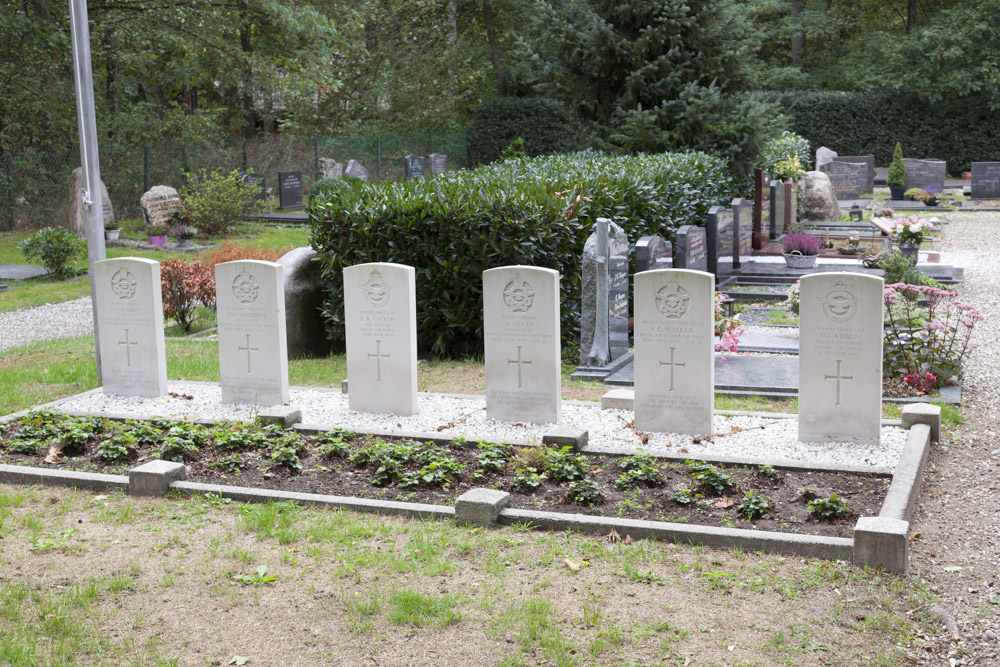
[277,171,303,210]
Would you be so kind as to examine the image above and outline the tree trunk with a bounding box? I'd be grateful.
[238,0,256,138]
[448,0,458,44]
[790,2,804,63]
[103,27,120,116]
[482,1,505,96]
[906,0,917,32]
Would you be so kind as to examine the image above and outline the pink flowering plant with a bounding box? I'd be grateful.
[714,292,744,353]
[883,283,982,389]
[782,232,822,256]
[892,216,935,245]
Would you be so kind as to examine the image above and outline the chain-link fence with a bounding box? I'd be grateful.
[1,131,471,231]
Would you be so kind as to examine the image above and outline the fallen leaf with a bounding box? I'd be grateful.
[168,392,193,400]
[228,657,248,666]
[607,529,622,543]
[564,558,581,571]
[909,531,921,539]
[43,445,64,464]
[712,496,735,509]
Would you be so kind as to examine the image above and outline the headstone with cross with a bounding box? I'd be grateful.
[633,268,715,434]
[216,260,290,406]
[483,265,561,424]
[343,262,418,416]
[798,272,883,445]
[94,258,167,397]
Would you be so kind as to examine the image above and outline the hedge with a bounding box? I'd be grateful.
[309,150,733,358]
[468,97,580,165]
[767,90,1000,173]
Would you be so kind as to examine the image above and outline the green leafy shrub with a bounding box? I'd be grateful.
[6,439,40,455]
[736,491,774,520]
[160,259,216,332]
[514,467,544,490]
[671,488,696,505]
[179,168,263,236]
[316,429,354,458]
[878,251,937,287]
[888,143,907,186]
[19,227,86,280]
[468,96,579,165]
[310,151,732,358]
[210,453,245,473]
[758,131,812,173]
[95,436,134,464]
[309,177,358,204]
[568,476,602,506]
[500,138,526,161]
[401,447,464,487]
[807,494,851,520]
[616,454,663,488]
[475,441,509,473]
[687,460,733,494]
[270,443,302,471]
[544,446,589,483]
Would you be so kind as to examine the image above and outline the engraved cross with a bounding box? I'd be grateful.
[238,333,259,373]
[824,359,853,406]
[118,328,138,367]
[508,345,532,388]
[659,347,686,392]
[368,339,390,381]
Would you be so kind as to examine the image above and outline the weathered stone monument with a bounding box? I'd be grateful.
[831,154,875,194]
[318,158,343,179]
[731,197,752,267]
[428,153,448,175]
[675,225,707,271]
[343,262,417,415]
[278,247,331,359]
[971,162,1000,199]
[139,185,180,230]
[802,171,841,221]
[633,269,715,435]
[483,266,561,424]
[345,160,369,182]
[578,218,629,368]
[819,161,870,199]
[403,154,425,180]
[94,257,167,397]
[277,171,303,210]
[706,206,735,285]
[216,260,290,406]
[70,167,114,236]
[798,273,883,445]
[815,146,837,169]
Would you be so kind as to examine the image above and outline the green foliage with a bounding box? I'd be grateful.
[270,442,303,471]
[468,97,578,164]
[180,169,263,235]
[670,488,696,505]
[887,142,907,187]
[879,251,931,286]
[153,422,208,462]
[211,421,269,451]
[210,453,245,474]
[567,476,602,506]
[160,259,216,333]
[514,467,544,490]
[6,439,40,455]
[95,437,134,464]
[808,494,851,520]
[687,460,734,494]
[758,131,812,173]
[500,138,526,161]
[736,490,773,521]
[543,446,589,483]
[758,465,778,478]
[616,454,663,489]
[475,441,510,473]
[309,177,358,205]
[400,447,464,488]
[18,228,86,280]
[310,150,733,358]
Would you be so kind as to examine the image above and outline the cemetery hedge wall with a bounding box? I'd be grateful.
[309,150,733,358]
[770,90,1000,173]
[468,97,580,165]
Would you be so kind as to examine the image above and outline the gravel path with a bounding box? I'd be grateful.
[0,297,94,352]
[907,212,1000,664]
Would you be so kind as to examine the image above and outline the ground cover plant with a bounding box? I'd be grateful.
[0,412,889,539]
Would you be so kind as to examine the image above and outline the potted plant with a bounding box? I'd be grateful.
[922,186,944,206]
[892,215,934,263]
[147,224,169,246]
[103,220,121,241]
[887,142,907,200]
[781,231,821,268]
[903,187,928,202]
[171,224,198,248]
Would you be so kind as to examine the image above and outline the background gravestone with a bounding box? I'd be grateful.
[277,171,303,210]
[483,266,561,424]
[819,161,869,199]
[903,158,946,192]
[579,218,629,367]
[731,197,752,267]
[241,173,267,202]
[403,154,425,180]
[971,162,1000,198]
[216,260,289,406]
[755,171,771,250]
[706,206,735,285]
[798,272,883,445]
[343,262,417,416]
[634,235,672,274]
[69,167,114,237]
[770,180,786,239]
[94,258,167,398]
[674,225,707,271]
[318,158,342,179]
[139,185,180,229]
[278,247,331,359]
[345,160,369,182]
[815,146,837,169]
[802,171,841,221]
[831,154,875,193]
[633,268,715,435]
[428,153,448,175]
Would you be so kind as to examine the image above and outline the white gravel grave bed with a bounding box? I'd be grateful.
[53,381,907,470]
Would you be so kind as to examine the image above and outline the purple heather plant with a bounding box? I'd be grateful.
[782,232,822,256]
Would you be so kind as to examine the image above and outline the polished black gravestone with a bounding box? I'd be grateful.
[675,225,707,271]
[903,158,946,192]
[634,235,672,274]
[769,180,786,239]
[404,154,425,180]
[971,162,1000,199]
[707,206,736,285]
[277,171,303,210]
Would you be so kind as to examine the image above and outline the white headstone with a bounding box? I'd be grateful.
[633,269,715,435]
[343,262,418,416]
[815,146,837,169]
[216,260,289,406]
[798,273,883,445]
[94,258,167,397]
[483,266,561,424]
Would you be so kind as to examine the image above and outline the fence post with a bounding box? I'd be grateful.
[242,141,248,173]
[428,130,433,155]
[4,152,12,231]
[466,131,472,170]
[314,138,320,181]
[376,136,381,181]
[142,144,150,193]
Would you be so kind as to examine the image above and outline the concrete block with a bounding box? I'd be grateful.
[543,425,588,451]
[901,403,941,442]
[601,389,634,411]
[455,488,510,527]
[257,405,302,427]
[129,460,186,496]
[341,379,349,395]
[854,516,909,573]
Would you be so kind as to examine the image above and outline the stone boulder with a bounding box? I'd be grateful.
[802,171,841,221]
[68,167,114,237]
[140,185,182,229]
[279,247,332,359]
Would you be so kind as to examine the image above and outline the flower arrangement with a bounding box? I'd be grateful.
[782,232,822,256]
[903,372,938,394]
[770,155,805,182]
[171,224,198,239]
[714,292,744,353]
[892,216,934,245]
[147,224,169,237]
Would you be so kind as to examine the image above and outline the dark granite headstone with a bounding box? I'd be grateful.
[707,206,735,283]
[971,162,1000,199]
[903,158,946,191]
[675,225,707,271]
[277,171,303,210]
[634,235,672,274]
[579,218,630,367]
[403,154,425,180]
[769,180,785,240]
[819,161,869,199]
[731,197,752,268]
[428,153,448,175]
[831,154,875,194]
[608,226,630,361]
[753,169,769,250]
[241,172,266,202]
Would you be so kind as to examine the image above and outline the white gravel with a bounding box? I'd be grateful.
[0,297,94,352]
[55,381,906,469]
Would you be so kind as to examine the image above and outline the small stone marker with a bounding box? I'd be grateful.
[770,180,786,239]
[819,161,869,199]
[345,160,369,182]
[343,262,418,415]
[428,153,448,175]
[216,260,290,406]
[403,154,425,180]
[674,225,707,271]
[318,158,343,179]
[902,158,946,192]
[634,235,672,274]
[706,205,735,284]
[483,266,561,424]
[971,162,1000,198]
[94,257,167,397]
[798,272,883,445]
[633,269,715,435]
[579,218,629,367]
[731,197,752,267]
[277,171,303,210]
